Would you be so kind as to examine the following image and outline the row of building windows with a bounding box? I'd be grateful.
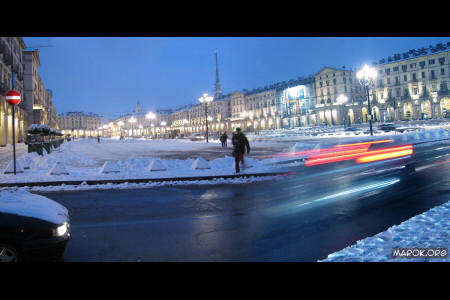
[319,77,352,87]
[382,56,446,75]
[378,69,447,86]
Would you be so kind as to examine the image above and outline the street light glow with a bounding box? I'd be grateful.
[129,117,136,123]
[146,112,156,120]
[336,94,348,105]
[198,93,213,104]
[161,121,167,126]
[357,65,376,136]
[356,64,377,84]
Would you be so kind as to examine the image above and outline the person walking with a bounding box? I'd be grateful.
[231,128,250,173]
[97,135,100,143]
[220,132,228,147]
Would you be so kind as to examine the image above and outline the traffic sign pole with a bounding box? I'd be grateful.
[12,105,16,175]
[6,78,21,175]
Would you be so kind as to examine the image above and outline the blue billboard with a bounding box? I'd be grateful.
[286,86,305,101]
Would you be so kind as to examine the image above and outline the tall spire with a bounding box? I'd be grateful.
[136,100,141,113]
[214,50,223,99]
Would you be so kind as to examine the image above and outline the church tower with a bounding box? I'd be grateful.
[136,100,141,113]
[214,50,223,100]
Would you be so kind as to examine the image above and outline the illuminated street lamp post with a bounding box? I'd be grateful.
[118,121,124,138]
[198,93,214,143]
[336,94,348,128]
[240,111,248,131]
[183,119,189,137]
[108,122,113,137]
[357,65,377,136]
[161,121,167,139]
[129,117,136,138]
[146,112,156,137]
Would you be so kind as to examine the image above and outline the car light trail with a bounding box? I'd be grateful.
[333,139,394,148]
[356,148,413,164]
[295,177,401,207]
[305,142,413,166]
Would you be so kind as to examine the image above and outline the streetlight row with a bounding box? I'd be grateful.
[100,64,376,139]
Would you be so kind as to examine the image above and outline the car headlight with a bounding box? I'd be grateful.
[53,222,69,237]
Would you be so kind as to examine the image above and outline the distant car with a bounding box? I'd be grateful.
[344,127,363,135]
[377,123,397,132]
[0,191,70,262]
[190,133,205,141]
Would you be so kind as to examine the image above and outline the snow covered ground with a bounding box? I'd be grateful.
[0,138,292,185]
[320,199,450,262]
[0,126,448,186]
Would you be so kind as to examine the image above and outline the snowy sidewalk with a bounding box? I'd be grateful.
[320,198,450,262]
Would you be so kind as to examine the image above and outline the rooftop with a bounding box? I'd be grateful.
[372,41,450,66]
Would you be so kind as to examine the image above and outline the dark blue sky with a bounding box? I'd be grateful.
[23,37,448,121]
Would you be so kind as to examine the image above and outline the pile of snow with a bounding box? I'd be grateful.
[48,162,70,175]
[0,189,69,225]
[99,161,120,174]
[13,175,277,192]
[320,201,450,262]
[191,157,211,170]
[3,160,24,174]
[147,159,167,172]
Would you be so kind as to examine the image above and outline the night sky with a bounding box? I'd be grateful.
[23,37,448,121]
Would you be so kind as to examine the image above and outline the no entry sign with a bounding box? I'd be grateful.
[5,90,21,106]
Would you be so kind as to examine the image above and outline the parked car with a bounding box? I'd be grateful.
[344,127,363,135]
[0,190,70,262]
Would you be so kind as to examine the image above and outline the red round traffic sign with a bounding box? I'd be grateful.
[5,90,21,106]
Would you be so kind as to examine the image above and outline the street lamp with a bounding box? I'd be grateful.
[118,121,124,138]
[357,64,377,136]
[336,94,348,128]
[183,119,189,136]
[198,93,213,143]
[129,117,136,137]
[146,112,156,137]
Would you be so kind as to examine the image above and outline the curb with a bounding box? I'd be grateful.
[0,171,289,188]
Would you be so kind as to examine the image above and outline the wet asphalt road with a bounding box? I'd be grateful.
[37,141,450,262]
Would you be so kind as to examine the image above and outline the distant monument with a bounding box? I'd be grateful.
[136,100,141,113]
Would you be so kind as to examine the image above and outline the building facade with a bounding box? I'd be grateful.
[312,67,365,125]
[0,37,28,145]
[105,41,450,139]
[370,44,450,122]
[0,38,58,146]
[22,49,59,129]
[58,112,104,137]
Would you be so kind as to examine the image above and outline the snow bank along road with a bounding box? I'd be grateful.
[1,129,448,186]
[35,139,450,261]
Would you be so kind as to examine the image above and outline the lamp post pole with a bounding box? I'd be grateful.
[205,104,209,142]
[357,65,377,136]
[199,93,213,143]
[336,94,348,128]
[366,85,373,135]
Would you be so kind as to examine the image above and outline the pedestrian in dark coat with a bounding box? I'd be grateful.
[97,135,100,143]
[220,132,228,147]
[231,128,250,173]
